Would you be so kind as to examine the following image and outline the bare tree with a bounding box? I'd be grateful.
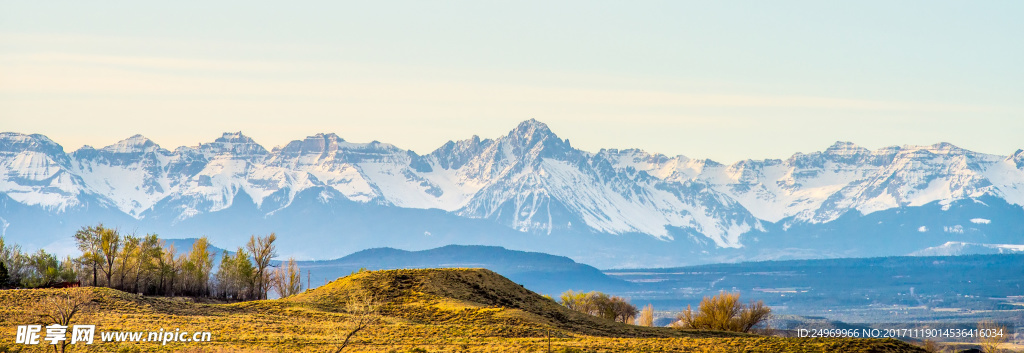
[72,225,104,286]
[215,247,254,300]
[559,290,587,312]
[919,339,942,353]
[978,321,1009,353]
[335,292,380,353]
[132,234,161,294]
[181,237,213,296]
[608,296,638,323]
[115,235,140,290]
[195,237,214,296]
[1,235,30,286]
[0,260,8,287]
[637,304,655,327]
[31,288,94,353]
[97,227,121,287]
[246,233,277,300]
[156,242,180,296]
[272,257,303,298]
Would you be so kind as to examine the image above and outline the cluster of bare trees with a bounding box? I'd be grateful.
[0,224,305,301]
[72,224,217,296]
[555,290,770,332]
[272,258,304,298]
[0,236,76,288]
[559,290,638,323]
[213,234,302,300]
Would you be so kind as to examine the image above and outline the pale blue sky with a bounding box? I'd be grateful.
[1,1,1021,162]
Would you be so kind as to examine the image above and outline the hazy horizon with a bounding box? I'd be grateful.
[2,1,1021,163]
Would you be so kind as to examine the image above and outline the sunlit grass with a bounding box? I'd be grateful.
[0,269,926,352]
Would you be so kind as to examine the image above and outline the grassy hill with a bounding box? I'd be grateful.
[0,268,926,352]
[297,245,631,295]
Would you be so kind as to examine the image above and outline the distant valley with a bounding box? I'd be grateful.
[171,240,1024,327]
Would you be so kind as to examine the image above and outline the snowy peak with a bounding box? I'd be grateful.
[273,133,347,159]
[0,132,60,150]
[0,132,70,165]
[501,119,573,159]
[1,124,1022,252]
[926,142,964,153]
[216,131,258,144]
[823,141,870,159]
[99,134,163,154]
[508,119,554,139]
[787,141,875,169]
[0,133,88,211]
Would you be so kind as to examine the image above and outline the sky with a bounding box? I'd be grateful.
[1,1,1021,163]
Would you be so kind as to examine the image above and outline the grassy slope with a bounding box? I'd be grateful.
[0,268,925,352]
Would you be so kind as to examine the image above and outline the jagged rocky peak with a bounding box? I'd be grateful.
[500,119,574,159]
[729,157,784,171]
[200,132,268,157]
[700,158,724,168]
[217,131,254,143]
[507,119,556,141]
[595,148,698,174]
[1009,149,1024,170]
[431,135,494,170]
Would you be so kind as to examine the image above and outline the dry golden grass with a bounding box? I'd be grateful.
[0,268,927,353]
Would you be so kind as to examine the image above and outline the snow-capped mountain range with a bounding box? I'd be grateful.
[2,120,1022,267]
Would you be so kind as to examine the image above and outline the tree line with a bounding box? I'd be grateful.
[0,224,304,300]
[556,289,770,332]
[558,290,639,323]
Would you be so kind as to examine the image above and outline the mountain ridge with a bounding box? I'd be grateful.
[2,121,1022,266]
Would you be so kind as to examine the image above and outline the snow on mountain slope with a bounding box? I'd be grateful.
[813,143,1000,222]
[71,135,180,217]
[910,241,1024,256]
[0,133,91,211]
[267,133,472,209]
[450,120,760,246]
[159,133,321,220]
[0,121,1021,249]
[981,149,1024,206]
[535,157,757,246]
[599,141,1024,226]
[595,143,879,223]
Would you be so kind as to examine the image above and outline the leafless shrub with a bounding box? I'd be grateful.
[335,291,381,353]
[676,291,771,333]
[978,321,1008,353]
